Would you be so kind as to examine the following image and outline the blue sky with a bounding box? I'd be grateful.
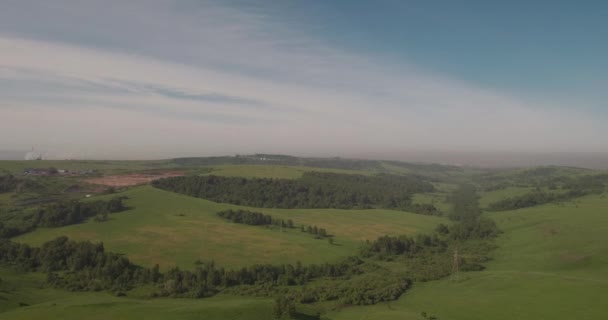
[257,0,608,105]
[0,0,606,159]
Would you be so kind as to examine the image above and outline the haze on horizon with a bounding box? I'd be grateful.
[1,1,606,164]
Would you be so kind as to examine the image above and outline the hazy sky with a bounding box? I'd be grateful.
[0,0,606,160]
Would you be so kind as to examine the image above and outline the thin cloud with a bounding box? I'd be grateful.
[0,1,605,159]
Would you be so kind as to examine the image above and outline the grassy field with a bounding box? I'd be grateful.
[14,186,444,269]
[3,161,607,319]
[5,188,606,320]
[326,193,608,320]
[0,268,273,320]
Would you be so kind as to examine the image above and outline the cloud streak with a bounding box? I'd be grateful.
[0,0,605,159]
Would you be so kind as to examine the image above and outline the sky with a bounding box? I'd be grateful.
[0,0,606,161]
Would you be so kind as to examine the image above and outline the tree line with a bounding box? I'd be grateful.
[487,188,603,211]
[216,210,331,240]
[152,172,438,213]
[217,209,275,226]
[300,224,329,238]
[0,197,127,238]
[0,236,371,299]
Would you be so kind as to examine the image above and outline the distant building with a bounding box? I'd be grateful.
[24,148,42,160]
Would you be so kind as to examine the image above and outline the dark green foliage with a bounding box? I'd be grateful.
[211,212,327,243]
[296,273,411,305]
[301,224,330,238]
[217,210,273,225]
[0,197,127,238]
[477,166,608,196]
[488,190,559,211]
[448,184,481,221]
[446,184,500,239]
[447,217,499,240]
[361,233,446,258]
[0,237,140,292]
[0,237,367,299]
[34,198,126,228]
[407,203,442,216]
[152,172,435,211]
[362,184,499,282]
[273,296,296,319]
[487,178,607,211]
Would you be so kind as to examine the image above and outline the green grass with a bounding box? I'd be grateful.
[14,186,444,270]
[4,162,607,319]
[326,193,608,320]
[0,268,273,320]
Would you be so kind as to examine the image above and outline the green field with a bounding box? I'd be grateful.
[326,193,608,320]
[2,160,607,319]
[0,268,273,320]
[6,192,606,319]
[15,185,444,269]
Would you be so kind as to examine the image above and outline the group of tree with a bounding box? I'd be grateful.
[217,209,273,226]
[152,172,437,213]
[0,197,127,238]
[445,184,500,238]
[487,186,605,211]
[0,181,501,316]
[300,224,329,238]
[216,209,295,229]
[361,184,499,281]
[0,236,370,299]
[477,167,608,194]
[216,210,332,244]
[273,296,297,319]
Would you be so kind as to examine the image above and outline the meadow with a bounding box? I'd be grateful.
[15,185,444,269]
[1,159,607,319]
[327,193,608,320]
[0,268,274,320]
[5,193,606,319]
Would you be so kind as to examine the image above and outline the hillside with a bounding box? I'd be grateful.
[1,159,607,319]
[14,185,444,269]
[329,193,608,320]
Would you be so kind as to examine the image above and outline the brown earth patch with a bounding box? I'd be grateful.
[85,171,184,187]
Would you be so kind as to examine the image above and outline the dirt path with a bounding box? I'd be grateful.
[85,171,184,187]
